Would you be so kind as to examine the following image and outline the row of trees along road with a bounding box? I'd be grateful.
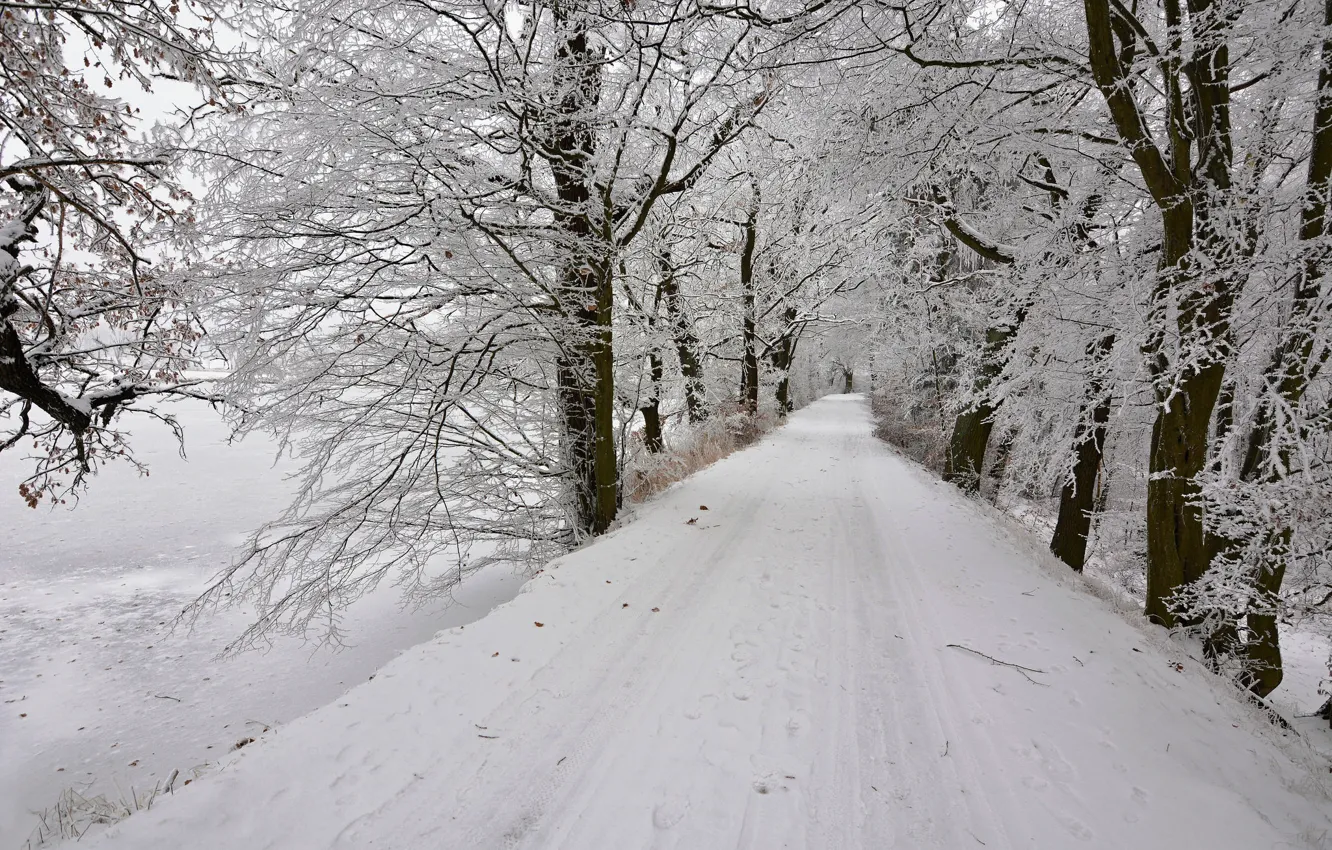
[3,0,1330,700]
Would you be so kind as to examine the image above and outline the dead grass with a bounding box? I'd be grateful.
[870,391,946,473]
[626,405,777,504]
[23,771,195,848]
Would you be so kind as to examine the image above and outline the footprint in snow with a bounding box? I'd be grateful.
[652,797,690,829]
[684,694,719,720]
[1056,813,1094,841]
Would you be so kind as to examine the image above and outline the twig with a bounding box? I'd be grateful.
[946,644,1048,685]
[478,734,499,739]
[1247,693,1294,731]
[152,694,181,702]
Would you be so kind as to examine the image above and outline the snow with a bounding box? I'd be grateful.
[72,395,1332,849]
[0,405,525,844]
[0,219,28,249]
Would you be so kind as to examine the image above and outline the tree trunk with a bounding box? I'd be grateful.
[986,431,1013,496]
[775,366,793,413]
[1082,0,1234,626]
[550,9,616,536]
[1145,0,1244,624]
[1242,552,1287,696]
[1144,357,1223,625]
[771,306,798,415]
[739,177,760,415]
[944,403,997,494]
[1050,334,1115,571]
[657,251,707,422]
[639,349,665,453]
[943,318,1021,493]
[589,274,618,532]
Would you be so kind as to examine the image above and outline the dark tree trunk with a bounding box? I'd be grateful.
[1050,335,1115,571]
[1084,0,1241,627]
[739,177,760,415]
[771,306,798,415]
[1144,357,1224,624]
[944,403,997,494]
[775,370,793,413]
[550,11,616,536]
[657,251,707,422]
[943,318,1022,493]
[639,350,665,453]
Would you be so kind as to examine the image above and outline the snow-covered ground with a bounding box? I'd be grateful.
[0,405,525,845]
[1003,500,1332,733]
[74,395,1332,849]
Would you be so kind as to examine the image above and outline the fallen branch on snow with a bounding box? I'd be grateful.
[946,644,1048,686]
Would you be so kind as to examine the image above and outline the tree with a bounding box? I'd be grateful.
[191,0,781,645]
[855,0,1332,695]
[0,0,238,503]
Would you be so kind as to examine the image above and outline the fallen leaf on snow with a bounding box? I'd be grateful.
[534,622,545,627]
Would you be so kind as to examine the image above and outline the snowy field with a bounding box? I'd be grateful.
[0,404,525,845]
[72,396,1332,850]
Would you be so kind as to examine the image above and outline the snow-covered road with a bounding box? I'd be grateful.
[83,395,1331,849]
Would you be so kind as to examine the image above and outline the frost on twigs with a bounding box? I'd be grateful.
[0,0,247,505]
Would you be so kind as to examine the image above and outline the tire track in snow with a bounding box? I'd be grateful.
[417,445,786,849]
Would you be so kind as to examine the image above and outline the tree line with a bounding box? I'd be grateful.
[3,0,1330,698]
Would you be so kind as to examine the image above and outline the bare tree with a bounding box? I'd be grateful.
[190,0,782,645]
[0,0,240,503]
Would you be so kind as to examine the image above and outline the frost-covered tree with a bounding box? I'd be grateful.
[852,0,1332,696]
[188,0,819,645]
[0,0,240,503]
